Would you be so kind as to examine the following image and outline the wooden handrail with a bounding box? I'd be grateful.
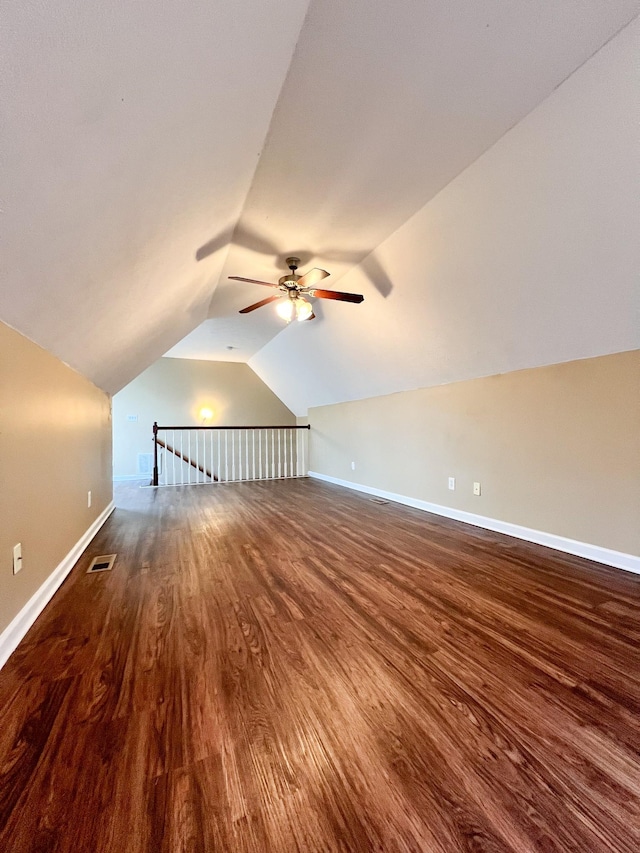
[156,437,218,482]
[154,424,310,431]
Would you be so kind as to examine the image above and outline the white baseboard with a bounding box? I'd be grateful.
[308,472,640,575]
[0,501,116,671]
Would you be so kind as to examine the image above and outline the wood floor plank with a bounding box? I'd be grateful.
[0,478,638,852]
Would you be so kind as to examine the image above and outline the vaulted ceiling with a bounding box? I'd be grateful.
[2,1,639,410]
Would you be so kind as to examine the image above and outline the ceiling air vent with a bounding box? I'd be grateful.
[86,554,117,573]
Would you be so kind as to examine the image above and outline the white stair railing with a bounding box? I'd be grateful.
[151,423,309,486]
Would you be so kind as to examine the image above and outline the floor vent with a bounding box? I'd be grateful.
[370,498,389,505]
[87,554,117,573]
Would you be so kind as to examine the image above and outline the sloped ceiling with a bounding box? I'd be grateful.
[1,1,639,398]
[250,16,640,414]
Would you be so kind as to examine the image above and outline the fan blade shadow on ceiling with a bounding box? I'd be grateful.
[360,254,393,299]
[195,224,393,299]
[195,228,232,262]
[324,250,393,299]
[196,224,282,263]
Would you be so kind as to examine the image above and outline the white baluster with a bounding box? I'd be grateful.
[271,429,276,480]
[289,430,293,478]
[231,430,235,481]
[283,430,287,478]
[223,431,228,482]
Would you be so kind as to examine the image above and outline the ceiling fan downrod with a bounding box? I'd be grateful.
[279,257,301,289]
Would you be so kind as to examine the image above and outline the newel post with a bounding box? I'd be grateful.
[152,421,159,486]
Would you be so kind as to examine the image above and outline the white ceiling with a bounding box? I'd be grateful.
[2,1,639,397]
[250,15,640,414]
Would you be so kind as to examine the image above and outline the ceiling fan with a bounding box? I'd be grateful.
[230,257,364,322]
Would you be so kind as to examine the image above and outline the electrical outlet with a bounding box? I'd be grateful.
[473,482,481,496]
[448,477,455,490]
[13,543,22,574]
[351,461,356,470]
[87,490,92,508]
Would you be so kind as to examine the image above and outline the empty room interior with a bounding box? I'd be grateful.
[1,2,639,851]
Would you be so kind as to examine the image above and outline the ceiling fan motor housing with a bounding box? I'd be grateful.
[279,273,300,289]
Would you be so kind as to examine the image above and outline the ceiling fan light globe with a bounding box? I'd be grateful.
[296,298,313,322]
[276,299,294,322]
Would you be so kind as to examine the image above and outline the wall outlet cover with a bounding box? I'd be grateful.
[473,482,482,496]
[448,477,455,490]
[13,543,22,574]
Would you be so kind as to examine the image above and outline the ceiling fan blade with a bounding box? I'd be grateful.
[296,267,330,289]
[308,288,364,304]
[239,295,280,314]
[229,276,277,288]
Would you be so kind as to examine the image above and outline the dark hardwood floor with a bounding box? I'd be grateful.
[0,479,639,852]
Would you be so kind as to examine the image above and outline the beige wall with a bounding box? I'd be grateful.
[0,321,113,635]
[309,351,640,556]
[113,357,295,477]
